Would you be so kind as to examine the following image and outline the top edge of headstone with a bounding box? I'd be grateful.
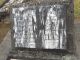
[12,0,71,7]
[11,0,71,8]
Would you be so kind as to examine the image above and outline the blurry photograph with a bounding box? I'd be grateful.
[0,0,80,60]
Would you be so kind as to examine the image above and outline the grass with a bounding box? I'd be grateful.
[0,0,5,6]
[74,0,80,18]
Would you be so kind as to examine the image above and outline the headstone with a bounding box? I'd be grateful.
[12,4,67,49]
[8,0,74,60]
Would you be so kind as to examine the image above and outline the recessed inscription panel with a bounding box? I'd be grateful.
[12,5,67,49]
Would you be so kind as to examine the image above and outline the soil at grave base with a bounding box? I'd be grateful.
[0,22,10,43]
[74,16,80,23]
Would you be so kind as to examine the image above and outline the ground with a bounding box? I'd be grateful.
[0,22,10,43]
[0,31,11,60]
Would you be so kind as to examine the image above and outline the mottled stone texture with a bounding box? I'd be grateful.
[11,4,67,49]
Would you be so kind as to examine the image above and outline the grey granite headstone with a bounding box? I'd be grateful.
[11,4,67,50]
